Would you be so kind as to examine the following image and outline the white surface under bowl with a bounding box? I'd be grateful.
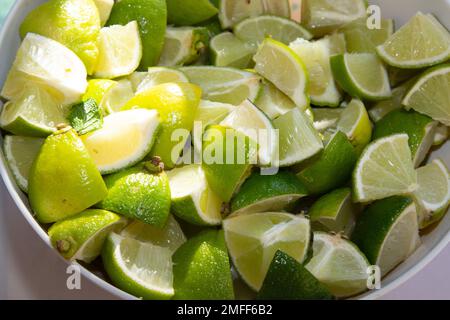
[0,0,449,300]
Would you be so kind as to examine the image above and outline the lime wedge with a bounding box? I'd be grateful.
[254,38,309,109]
[373,109,438,167]
[273,108,323,167]
[402,64,450,126]
[220,100,277,166]
[19,0,100,74]
[48,209,126,263]
[377,13,450,69]
[102,79,134,114]
[301,0,367,36]
[0,85,68,137]
[210,32,254,69]
[305,232,370,298]
[1,33,87,105]
[309,188,356,236]
[133,68,188,94]
[341,18,394,53]
[223,212,311,291]
[167,164,222,226]
[336,99,372,154]
[253,81,299,120]
[234,15,312,49]
[353,134,418,203]
[195,100,234,127]
[98,165,171,228]
[296,131,357,195]
[414,159,450,228]
[173,230,234,300]
[230,171,308,215]
[258,250,334,300]
[106,0,167,69]
[352,196,420,276]
[3,135,44,192]
[121,82,202,168]
[289,38,342,107]
[159,27,209,67]
[181,66,261,105]
[331,53,391,101]
[201,125,256,202]
[120,215,186,253]
[82,109,160,174]
[29,128,108,223]
[219,0,290,29]
[94,21,142,79]
[102,232,174,300]
[166,0,219,26]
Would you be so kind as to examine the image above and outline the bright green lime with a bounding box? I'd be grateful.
[48,209,126,262]
[373,109,438,167]
[309,188,356,236]
[107,0,167,69]
[352,196,420,276]
[258,250,334,300]
[19,0,101,74]
[230,171,308,215]
[296,131,357,195]
[29,128,108,223]
[97,164,171,228]
[173,230,234,300]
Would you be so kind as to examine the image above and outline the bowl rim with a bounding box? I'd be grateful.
[0,0,449,300]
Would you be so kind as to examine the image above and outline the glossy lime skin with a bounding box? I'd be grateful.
[202,125,255,202]
[166,0,218,26]
[28,128,108,223]
[48,209,122,260]
[172,230,234,300]
[97,165,171,228]
[373,109,435,160]
[107,0,167,69]
[258,250,334,300]
[351,196,414,265]
[230,171,308,213]
[297,131,357,195]
[20,0,101,74]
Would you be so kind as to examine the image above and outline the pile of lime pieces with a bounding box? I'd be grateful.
[1,0,450,300]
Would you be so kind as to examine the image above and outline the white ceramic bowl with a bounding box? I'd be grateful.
[0,0,449,300]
